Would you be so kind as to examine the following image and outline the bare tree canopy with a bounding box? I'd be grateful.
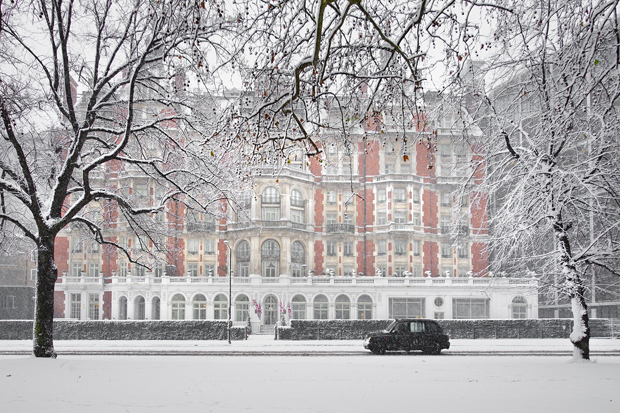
[446,0,620,360]
[0,0,249,357]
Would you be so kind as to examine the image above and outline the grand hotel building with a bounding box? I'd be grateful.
[52,115,538,330]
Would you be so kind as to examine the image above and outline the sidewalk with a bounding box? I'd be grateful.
[2,335,619,355]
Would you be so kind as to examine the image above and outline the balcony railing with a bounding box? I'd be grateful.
[261,195,281,205]
[187,222,216,232]
[326,223,355,233]
[59,274,538,288]
[290,198,306,208]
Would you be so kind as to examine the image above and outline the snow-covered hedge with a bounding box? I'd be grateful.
[0,320,246,340]
[276,318,616,340]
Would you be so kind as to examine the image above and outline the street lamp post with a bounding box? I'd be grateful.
[223,240,232,344]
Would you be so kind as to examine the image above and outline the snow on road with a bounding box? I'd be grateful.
[1,352,619,412]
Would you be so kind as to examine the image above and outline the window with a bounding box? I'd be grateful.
[458,244,469,258]
[193,294,207,319]
[205,264,215,277]
[236,240,250,261]
[188,263,198,277]
[413,266,422,277]
[262,207,280,221]
[440,192,452,207]
[412,189,420,204]
[385,163,395,174]
[376,189,386,204]
[171,294,186,320]
[291,241,306,263]
[151,297,160,320]
[441,215,451,234]
[335,295,350,320]
[70,293,81,319]
[262,187,280,204]
[134,296,145,320]
[291,295,306,319]
[154,262,163,277]
[511,296,528,319]
[343,213,353,225]
[394,266,407,277]
[441,267,452,277]
[377,265,387,277]
[134,182,147,198]
[343,241,353,257]
[377,240,386,255]
[326,143,337,155]
[88,262,99,277]
[377,212,387,226]
[394,188,406,203]
[238,263,249,277]
[453,298,490,319]
[326,213,337,225]
[119,262,128,277]
[313,295,329,319]
[90,242,100,253]
[389,298,425,319]
[235,295,250,321]
[326,191,337,205]
[385,142,395,154]
[441,243,453,258]
[395,239,407,255]
[394,211,406,224]
[241,191,252,209]
[412,213,420,226]
[214,294,228,320]
[326,241,337,257]
[440,145,452,159]
[291,189,305,208]
[118,296,127,320]
[413,240,421,257]
[204,239,215,255]
[73,239,83,253]
[71,262,82,277]
[458,266,470,277]
[291,209,304,223]
[357,295,373,320]
[400,163,410,173]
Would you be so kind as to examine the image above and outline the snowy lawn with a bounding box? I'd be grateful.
[1,354,619,413]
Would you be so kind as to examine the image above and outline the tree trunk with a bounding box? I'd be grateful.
[566,267,590,360]
[555,220,590,360]
[32,236,58,358]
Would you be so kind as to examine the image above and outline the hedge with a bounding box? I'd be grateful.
[0,320,247,340]
[276,318,617,340]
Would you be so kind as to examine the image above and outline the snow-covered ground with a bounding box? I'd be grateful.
[1,338,619,412]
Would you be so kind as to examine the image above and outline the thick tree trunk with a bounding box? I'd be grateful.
[32,237,58,358]
[567,267,590,360]
[555,219,590,360]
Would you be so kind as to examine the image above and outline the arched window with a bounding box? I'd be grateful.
[171,294,186,320]
[291,241,306,277]
[262,187,281,204]
[214,294,228,320]
[237,240,250,277]
[511,296,527,319]
[235,295,250,322]
[151,297,160,320]
[357,295,373,320]
[261,239,280,277]
[313,294,328,320]
[291,189,305,207]
[335,295,350,320]
[134,296,145,320]
[291,295,306,320]
[193,294,207,320]
[118,296,127,320]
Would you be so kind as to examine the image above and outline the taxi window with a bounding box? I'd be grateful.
[410,322,425,333]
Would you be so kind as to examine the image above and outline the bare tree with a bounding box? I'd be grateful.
[448,0,620,360]
[0,0,249,357]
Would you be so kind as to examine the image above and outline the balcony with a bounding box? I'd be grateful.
[187,222,216,232]
[290,198,306,208]
[326,223,355,233]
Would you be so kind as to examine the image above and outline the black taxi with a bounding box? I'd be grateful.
[363,319,450,355]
